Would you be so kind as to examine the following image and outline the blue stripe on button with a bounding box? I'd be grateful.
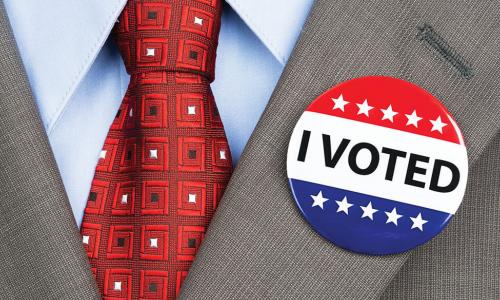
[289,178,453,255]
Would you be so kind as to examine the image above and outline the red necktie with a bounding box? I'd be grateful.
[80,1,231,298]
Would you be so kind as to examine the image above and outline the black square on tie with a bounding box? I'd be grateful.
[189,50,198,60]
[88,192,97,202]
[188,150,197,159]
[117,238,125,247]
[149,282,157,292]
[148,11,157,19]
[151,193,159,203]
[188,238,196,248]
[126,150,132,160]
[149,106,157,116]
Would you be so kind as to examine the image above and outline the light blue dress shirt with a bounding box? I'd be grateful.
[3,0,314,226]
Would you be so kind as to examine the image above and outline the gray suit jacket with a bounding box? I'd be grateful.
[0,0,498,299]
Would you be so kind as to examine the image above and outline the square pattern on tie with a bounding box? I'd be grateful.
[140,225,169,260]
[141,181,169,215]
[137,3,171,30]
[177,181,206,216]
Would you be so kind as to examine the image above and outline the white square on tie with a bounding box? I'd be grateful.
[99,150,107,159]
[187,106,196,115]
[82,235,89,244]
[146,48,155,56]
[150,238,158,248]
[129,108,134,117]
[121,194,128,204]
[149,149,158,159]
[188,193,197,203]
[114,281,122,291]
[194,17,203,25]
[219,150,226,160]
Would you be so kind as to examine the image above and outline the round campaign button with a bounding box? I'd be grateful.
[287,76,468,255]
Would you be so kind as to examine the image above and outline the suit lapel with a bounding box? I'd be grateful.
[0,2,99,299]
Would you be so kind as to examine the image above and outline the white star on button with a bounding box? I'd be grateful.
[114,282,122,291]
[146,48,155,56]
[430,116,447,133]
[219,150,226,160]
[335,196,353,215]
[121,194,128,204]
[99,150,107,159]
[310,191,329,210]
[356,99,373,116]
[187,106,196,115]
[410,213,428,231]
[149,149,158,159]
[331,94,349,112]
[405,110,422,128]
[150,238,158,248]
[380,105,398,122]
[194,16,203,25]
[82,235,89,244]
[188,193,197,203]
[360,202,378,220]
[385,208,403,225]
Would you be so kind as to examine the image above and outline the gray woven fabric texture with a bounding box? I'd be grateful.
[382,133,500,299]
[0,2,100,299]
[180,0,500,299]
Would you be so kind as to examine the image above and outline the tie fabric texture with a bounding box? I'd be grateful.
[80,0,232,299]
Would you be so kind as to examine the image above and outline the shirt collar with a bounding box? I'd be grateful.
[226,0,315,65]
[3,0,126,132]
[3,0,312,133]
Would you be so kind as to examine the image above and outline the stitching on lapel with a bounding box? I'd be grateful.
[417,24,473,79]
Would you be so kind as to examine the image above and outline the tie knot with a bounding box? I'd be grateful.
[114,0,222,82]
